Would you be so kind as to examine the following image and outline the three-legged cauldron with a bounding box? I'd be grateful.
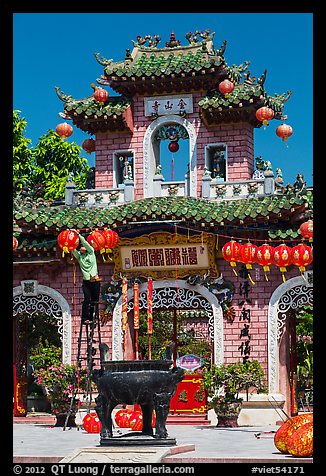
[93,360,184,446]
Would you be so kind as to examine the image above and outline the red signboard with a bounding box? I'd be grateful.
[169,374,208,414]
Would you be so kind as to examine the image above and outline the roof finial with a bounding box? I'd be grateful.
[165,31,181,48]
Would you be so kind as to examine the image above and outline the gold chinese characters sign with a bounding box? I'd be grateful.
[112,232,218,280]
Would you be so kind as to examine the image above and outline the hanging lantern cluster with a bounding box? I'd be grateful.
[222,239,313,282]
[255,106,293,144]
[87,229,119,261]
[56,122,73,138]
[57,229,119,260]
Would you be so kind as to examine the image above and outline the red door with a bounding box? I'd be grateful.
[13,314,28,417]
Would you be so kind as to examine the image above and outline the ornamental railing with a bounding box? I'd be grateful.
[65,173,277,205]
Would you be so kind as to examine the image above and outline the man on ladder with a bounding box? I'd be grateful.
[72,230,102,324]
[64,230,102,430]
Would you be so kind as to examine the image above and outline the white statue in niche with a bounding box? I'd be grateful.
[119,156,133,182]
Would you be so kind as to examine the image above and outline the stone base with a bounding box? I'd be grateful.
[100,431,176,446]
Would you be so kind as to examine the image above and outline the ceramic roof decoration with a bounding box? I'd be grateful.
[54,30,291,134]
[13,188,312,256]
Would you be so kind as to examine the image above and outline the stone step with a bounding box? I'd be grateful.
[167,413,211,425]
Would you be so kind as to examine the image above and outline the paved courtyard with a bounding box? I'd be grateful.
[13,421,313,464]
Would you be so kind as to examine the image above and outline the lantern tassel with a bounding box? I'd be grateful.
[230,262,238,276]
[247,273,255,286]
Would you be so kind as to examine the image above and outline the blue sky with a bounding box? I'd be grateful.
[13,12,313,186]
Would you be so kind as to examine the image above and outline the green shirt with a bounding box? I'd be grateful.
[72,234,98,280]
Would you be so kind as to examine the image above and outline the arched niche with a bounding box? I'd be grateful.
[143,115,197,197]
[13,280,72,364]
[268,273,313,395]
[112,279,223,363]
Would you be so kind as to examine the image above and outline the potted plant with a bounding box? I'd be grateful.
[32,362,88,426]
[30,339,88,426]
[201,360,266,427]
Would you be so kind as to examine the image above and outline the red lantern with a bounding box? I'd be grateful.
[276,123,293,142]
[102,229,119,251]
[82,138,96,154]
[93,87,109,104]
[274,413,313,454]
[114,408,133,428]
[218,79,235,96]
[240,241,258,285]
[56,122,73,138]
[273,243,292,282]
[129,410,156,431]
[87,230,106,254]
[256,243,274,281]
[287,421,313,457]
[57,229,80,256]
[129,411,143,431]
[100,229,119,262]
[168,141,179,153]
[291,243,313,274]
[83,412,102,433]
[222,240,242,276]
[256,107,274,126]
[13,236,18,251]
[299,220,313,242]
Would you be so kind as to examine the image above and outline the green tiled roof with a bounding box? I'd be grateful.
[199,79,291,126]
[101,47,224,79]
[14,193,312,238]
[55,87,132,134]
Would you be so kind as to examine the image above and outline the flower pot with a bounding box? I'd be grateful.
[213,401,242,427]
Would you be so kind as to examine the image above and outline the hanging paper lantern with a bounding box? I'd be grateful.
[222,240,242,276]
[168,141,179,153]
[93,87,109,104]
[101,229,120,262]
[299,220,313,242]
[291,243,313,274]
[13,236,19,251]
[256,243,274,281]
[240,241,258,285]
[57,229,80,256]
[255,107,274,126]
[276,123,293,142]
[286,421,313,457]
[82,138,96,154]
[83,412,102,433]
[56,122,73,138]
[218,79,235,97]
[240,241,258,269]
[273,243,292,282]
[102,229,119,251]
[87,230,107,254]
